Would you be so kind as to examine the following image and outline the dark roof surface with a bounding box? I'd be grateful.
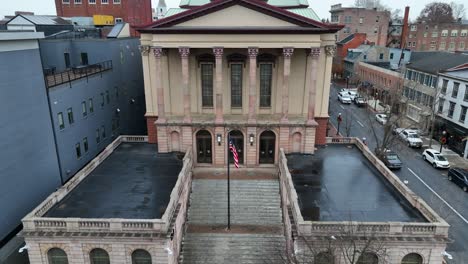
[407,52,468,74]
[286,145,427,222]
[45,143,183,219]
[337,33,355,44]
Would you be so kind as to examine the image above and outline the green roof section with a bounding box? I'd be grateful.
[288,8,320,20]
[179,0,309,8]
[165,8,188,17]
[165,6,320,21]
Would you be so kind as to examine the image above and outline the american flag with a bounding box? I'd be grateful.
[229,140,239,168]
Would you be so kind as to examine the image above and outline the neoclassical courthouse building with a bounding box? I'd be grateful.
[138,0,341,164]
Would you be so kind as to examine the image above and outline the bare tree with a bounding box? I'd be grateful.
[391,8,402,20]
[417,2,455,23]
[450,1,466,20]
[354,0,389,11]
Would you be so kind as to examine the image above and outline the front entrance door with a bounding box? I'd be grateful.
[196,130,212,163]
[229,130,244,164]
[259,131,275,164]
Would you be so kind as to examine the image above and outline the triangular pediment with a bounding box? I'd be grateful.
[175,5,297,28]
[138,0,343,34]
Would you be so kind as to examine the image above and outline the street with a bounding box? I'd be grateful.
[329,83,468,263]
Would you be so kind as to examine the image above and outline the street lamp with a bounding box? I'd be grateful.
[374,92,379,111]
[216,134,222,146]
[337,113,342,136]
[249,134,254,146]
[346,76,350,89]
[439,130,447,153]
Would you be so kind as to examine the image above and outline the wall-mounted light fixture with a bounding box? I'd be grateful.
[249,134,254,146]
[216,134,222,146]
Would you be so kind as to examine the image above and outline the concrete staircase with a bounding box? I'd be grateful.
[180,178,286,264]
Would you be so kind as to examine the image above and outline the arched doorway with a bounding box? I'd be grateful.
[229,130,244,164]
[291,132,302,153]
[401,253,423,264]
[170,131,180,152]
[196,130,212,163]
[259,130,276,164]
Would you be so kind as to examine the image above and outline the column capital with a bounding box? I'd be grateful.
[283,47,294,58]
[308,47,321,58]
[178,47,190,58]
[151,47,164,58]
[138,45,150,56]
[325,45,336,56]
[213,47,224,58]
[248,47,259,58]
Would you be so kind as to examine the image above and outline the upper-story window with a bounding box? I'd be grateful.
[431,31,438,37]
[410,25,417,31]
[57,112,65,130]
[379,53,384,60]
[452,82,460,98]
[359,17,364,24]
[75,0,82,4]
[89,0,96,3]
[331,15,339,23]
[376,16,380,22]
[374,27,378,33]
[201,63,214,107]
[448,102,456,118]
[441,30,448,37]
[460,106,467,123]
[390,53,394,59]
[115,18,123,23]
[67,108,74,124]
[62,0,70,4]
[461,30,467,37]
[259,64,273,107]
[344,16,352,23]
[464,85,468,101]
[441,79,448,94]
[113,0,121,3]
[451,30,458,37]
[82,101,87,117]
[438,99,445,113]
[101,0,108,3]
[230,63,243,108]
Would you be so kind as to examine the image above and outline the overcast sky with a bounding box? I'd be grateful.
[0,0,463,21]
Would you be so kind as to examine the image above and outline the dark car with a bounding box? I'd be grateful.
[447,167,468,192]
[354,97,366,107]
[381,151,403,169]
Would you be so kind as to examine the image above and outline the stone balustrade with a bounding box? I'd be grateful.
[278,138,450,241]
[22,136,194,237]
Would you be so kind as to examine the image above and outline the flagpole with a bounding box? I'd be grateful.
[227,133,231,230]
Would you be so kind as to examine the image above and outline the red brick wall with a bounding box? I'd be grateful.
[146,116,158,143]
[55,0,152,36]
[405,22,468,51]
[333,33,367,76]
[315,117,329,145]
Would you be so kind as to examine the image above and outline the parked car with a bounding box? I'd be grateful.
[347,91,358,100]
[447,167,468,192]
[354,97,366,107]
[422,149,450,169]
[337,92,352,104]
[394,128,423,148]
[380,150,403,169]
[375,114,387,125]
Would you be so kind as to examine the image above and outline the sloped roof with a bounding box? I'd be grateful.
[337,33,355,44]
[10,15,72,26]
[165,7,320,20]
[407,52,468,74]
[165,8,188,17]
[179,0,308,8]
[139,0,342,34]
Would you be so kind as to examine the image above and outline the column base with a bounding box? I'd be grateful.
[155,118,166,124]
[306,119,318,126]
[280,117,289,124]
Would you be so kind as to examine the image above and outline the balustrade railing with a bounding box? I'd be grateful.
[44,60,113,88]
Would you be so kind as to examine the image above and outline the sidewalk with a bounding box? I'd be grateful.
[421,137,468,169]
[366,99,388,113]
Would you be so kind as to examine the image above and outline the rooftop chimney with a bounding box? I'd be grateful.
[400,6,410,49]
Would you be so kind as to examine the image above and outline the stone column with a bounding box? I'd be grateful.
[213,47,224,124]
[152,47,166,123]
[281,47,294,123]
[307,47,321,124]
[179,47,191,123]
[247,47,258,124]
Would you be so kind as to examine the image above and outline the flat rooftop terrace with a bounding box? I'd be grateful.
[45,143,183,219]
[286,144,427,222]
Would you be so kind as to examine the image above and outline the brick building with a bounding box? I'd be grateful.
[332,33,367,77]
[329,3,390,46]
[406,21,468,51]
[54,0,152,35]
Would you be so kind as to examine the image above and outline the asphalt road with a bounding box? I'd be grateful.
[329,83,468,264]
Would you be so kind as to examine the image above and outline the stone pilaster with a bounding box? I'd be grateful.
[152,47,166,123]
[281,47,294,123]
[304,127,316,154]
[279,127,290,153]
[179,47,191,123]
[307,47,321,125]
[181,126,193,152]
[247,47,258,124]
[213,47,224,124]
[157,126,169,153]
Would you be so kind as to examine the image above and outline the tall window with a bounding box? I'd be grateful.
[89,0,96,4]
[89,98,94,113]
[75,0,82,4]
[83,137,89,153]
[96,129,101,143]
[67,108,74,124]
[100,93,105,107]
[464,85,468,101]
[379,53,383,60]
[47,248,68,264]
[201,63,213,107]
[113,0,121,3]
[131,249,152,264]
[448,102,456,117]
[75,143,81,159]
[82,101,87,117]
[62,0,70,4]
[438,99,445,113]
[390,53,394,59]
[58,112,65,130]
[441,79,448,94]
[89,248,110,264]
[460,106,467,123]
[101,125,106,138]
[106,90,110,104]
[101,0,108,3]
[259,64,273,107]
[64,53,71,68]
[452,82,460,98]
[230,63,243,107]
